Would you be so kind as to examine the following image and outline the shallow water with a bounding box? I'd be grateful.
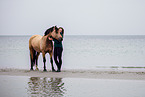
[0,35,145,70]
[0,75,145,97]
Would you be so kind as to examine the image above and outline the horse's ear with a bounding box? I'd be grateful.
[53,26,55,31]
[55,26,59,31]
[54,26,56,29]
[53,26,58,31]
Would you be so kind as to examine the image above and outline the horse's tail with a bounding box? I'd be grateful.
[29,35,37,65]
[29,47,36,66]
[33,50,36,64]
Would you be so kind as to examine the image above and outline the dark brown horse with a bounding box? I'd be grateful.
[29,26,62,71]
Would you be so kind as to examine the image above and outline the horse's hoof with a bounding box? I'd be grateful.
[30,68,33,71]
[52,69,56,72]
[36,68,39,71]
[56,70,61,72]
[43,69,47,72]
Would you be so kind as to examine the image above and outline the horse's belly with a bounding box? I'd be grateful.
[33,46,41,52]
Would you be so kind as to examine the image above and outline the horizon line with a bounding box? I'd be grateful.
[0,34,145,36]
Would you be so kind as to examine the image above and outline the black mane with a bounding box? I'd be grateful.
[44,26,58,36]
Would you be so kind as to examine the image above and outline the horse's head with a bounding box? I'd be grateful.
[45,26,63,41]
[51,26,63,41]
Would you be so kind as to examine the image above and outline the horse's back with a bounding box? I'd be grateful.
[29,35,42,52]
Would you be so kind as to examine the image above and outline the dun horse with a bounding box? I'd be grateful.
[29,26,62,71]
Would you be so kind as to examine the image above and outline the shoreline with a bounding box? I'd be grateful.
[0,68,145,80]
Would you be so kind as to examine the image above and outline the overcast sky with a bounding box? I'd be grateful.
[0,0,145,35]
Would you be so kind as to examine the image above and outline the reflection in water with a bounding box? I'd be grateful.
[27,77,66,97]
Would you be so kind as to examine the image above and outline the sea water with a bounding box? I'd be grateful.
[0,35,145,70]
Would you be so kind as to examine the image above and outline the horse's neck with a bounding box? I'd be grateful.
[43,35,52,45]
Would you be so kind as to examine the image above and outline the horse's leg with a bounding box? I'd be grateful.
[30,54,33,70]
[35,52,40,70]
[30,48,35,70]
[49,51,56,72]
[42,52,47,71]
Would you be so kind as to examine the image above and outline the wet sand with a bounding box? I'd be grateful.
[0,69,145,80]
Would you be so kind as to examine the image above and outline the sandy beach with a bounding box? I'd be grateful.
[0,69,145,80]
